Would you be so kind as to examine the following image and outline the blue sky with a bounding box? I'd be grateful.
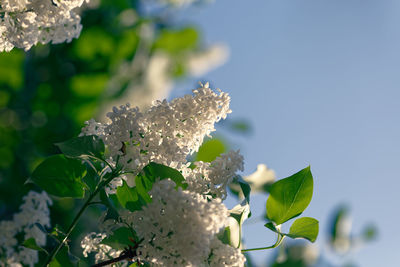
[175,0,400,266]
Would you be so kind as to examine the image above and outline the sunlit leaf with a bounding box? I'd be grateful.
[287,217,319,242]
[153,28,199,54]
[196,138,226,162]
[116,180,139,208]
[265,217,319,243]
[266,166,313,225]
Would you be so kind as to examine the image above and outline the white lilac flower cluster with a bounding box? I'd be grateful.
[183,150,244,199]
[81,84,246,266]
[122,179,229,266]
[82,83,240,198]
[0,191,52,267]
[80,232,122,264]
[0,0,87,52]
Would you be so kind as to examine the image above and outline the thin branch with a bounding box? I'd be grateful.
[91,252,132,267]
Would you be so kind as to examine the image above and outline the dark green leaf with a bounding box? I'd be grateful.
[287,217,319,242]
[264,222,278,232]
[55,135,105,159]
[82,161,100,192]
[101,227,136,250]
[239,179,251,204]
[266,166,314,225]
[196,138,226,162]
[22,238,48,254]
[100,190,120,221]
[31,155,87,198]
[49,245,74,267]
[228,176,251,203]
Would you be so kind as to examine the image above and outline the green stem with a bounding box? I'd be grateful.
[43,172,118,266]
[241,234,285,252]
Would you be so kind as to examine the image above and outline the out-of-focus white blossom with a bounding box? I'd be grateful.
[187,44,229,77]
[100,40,229,114]
[81,232,122,263]
[82,83,232,176]
[149,0,213,8]
[331,212,352,254]
[243,164,275,193]
[120,179,229,266]
[0,191,52,267]
[103,52,173,114]
[0,0,86,52]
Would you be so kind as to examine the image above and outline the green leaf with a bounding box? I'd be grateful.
[99,190,120,221]
[101,227,136,250]
[116,163,187,212]
[141,162,187,189]
[49,245,74,267]
[55,135,105,159]
[116,180,139,208]
[135,175,152,202]
[217,227,231,245]
[82,161,99,192]
[265,217,319,243]
[266,166,314,225]
[196,138,226,162]
[153,28,198,54]
[22,238,48,254]
[264,222,278,233]
[287,217,319,242]
[228,176,251,203]
[239,179,251,204]
[31,155,87,198]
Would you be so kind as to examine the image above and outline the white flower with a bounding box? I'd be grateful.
[81,232,122,263]
[185,150,244,199]
[0,0,86,52]
[121,179,229,266]
[0,191,52,267]
[186,44,229,77]
[209,237,246,267]
[82,83,232,177]
[243,164,275,193]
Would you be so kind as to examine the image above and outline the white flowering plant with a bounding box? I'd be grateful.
[1,83,319,266]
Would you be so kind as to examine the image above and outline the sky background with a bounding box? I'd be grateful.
[172,0,400,266]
